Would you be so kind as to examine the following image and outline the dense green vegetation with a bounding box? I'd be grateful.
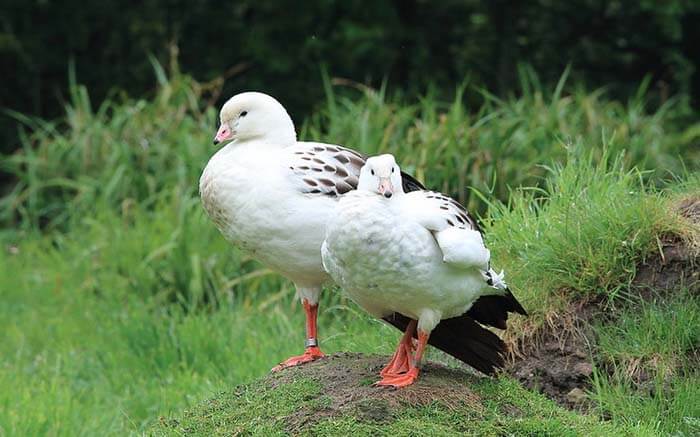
[1,69,698,435]
[487,151,686,309]
[4,68,699,230]
[592,289,699,434]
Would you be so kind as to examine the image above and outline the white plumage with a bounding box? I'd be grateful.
[200,139,337,288]
[433,224,490,268]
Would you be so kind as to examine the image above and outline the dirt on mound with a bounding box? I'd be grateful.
[507,199,699,410]
[269,352,484,432]
[506,300,598,410]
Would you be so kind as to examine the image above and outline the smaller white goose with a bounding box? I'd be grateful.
[321,154,525,387]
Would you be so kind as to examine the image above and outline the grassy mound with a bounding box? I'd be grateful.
[152,353,627,436]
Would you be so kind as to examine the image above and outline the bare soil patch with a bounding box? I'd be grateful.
[506,300,598,410]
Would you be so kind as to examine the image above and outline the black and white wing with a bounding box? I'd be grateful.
[405,191,481,232]
[286,142,424,196]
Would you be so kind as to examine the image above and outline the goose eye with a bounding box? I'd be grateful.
[240,111,248,117]
[391,167,395,173]
[370,169,375,176]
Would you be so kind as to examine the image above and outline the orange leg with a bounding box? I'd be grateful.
[271,299,326,372]
[380,319,417,377]
[376,329,429,388]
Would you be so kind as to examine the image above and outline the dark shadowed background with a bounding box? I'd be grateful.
[2,0,699,156]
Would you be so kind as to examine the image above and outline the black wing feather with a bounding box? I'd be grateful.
[400,170,425,192]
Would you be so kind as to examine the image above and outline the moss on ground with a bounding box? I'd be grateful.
[152,353,635,436]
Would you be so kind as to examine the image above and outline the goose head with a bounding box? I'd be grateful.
[358,154,404,198]
[213,92,297,146]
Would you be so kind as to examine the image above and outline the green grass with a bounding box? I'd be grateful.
[482,147,684,320]
[1,72,215,231]
[155,377,324,436]
[3,68,699,230]
[0,231,402,434]
[590,291,700,436]
[1,67,698,435]
[305,69,700,211]
[597,291,699,364]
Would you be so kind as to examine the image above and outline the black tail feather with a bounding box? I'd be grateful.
[466,288,527,330]
[382,290,526,375]
[383,312,506,375]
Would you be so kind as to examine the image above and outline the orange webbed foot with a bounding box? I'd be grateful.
[271,347,325,372]
[379,341,414,377]
[375,368,420,388]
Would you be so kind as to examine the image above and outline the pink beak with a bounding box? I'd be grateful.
[378,178,394,198]
[213,124,233,145]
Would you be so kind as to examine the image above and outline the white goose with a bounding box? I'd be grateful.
[321,154,526,387]
[199,92,424,370]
